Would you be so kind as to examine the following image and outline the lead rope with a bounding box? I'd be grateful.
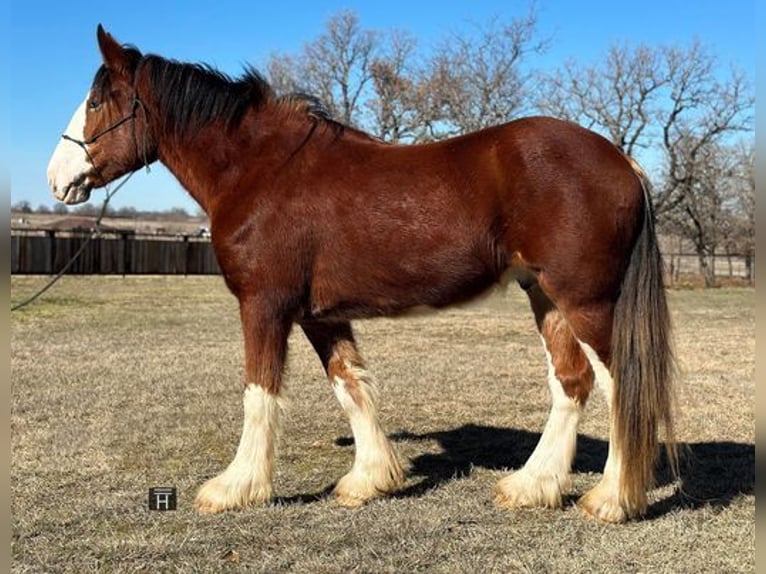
[11,170,136,312]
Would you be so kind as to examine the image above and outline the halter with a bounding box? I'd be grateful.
[61,94,152,174]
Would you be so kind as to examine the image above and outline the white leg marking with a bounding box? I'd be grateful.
[47,94,94,204]
[195,384,283,513]
[496,337,580,509]
[580,341,613,405]
[332,364,405,507]
[577,341,626,522]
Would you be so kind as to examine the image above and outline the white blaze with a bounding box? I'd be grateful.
[47,94,94,204]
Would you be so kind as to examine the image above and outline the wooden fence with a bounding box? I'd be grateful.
[11,230,220,275]
[11,229,754,286]
[666,252,754,285]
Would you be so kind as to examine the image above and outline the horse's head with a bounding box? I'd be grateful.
[48,25,157,204]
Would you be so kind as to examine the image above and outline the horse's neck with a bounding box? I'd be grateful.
[154,108,382,216]
[155,135,219,213]
[155,109,356,215]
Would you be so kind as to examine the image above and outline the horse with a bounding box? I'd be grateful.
[47,25,677,522]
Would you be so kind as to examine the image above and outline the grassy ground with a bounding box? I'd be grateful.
[11,276,754,573]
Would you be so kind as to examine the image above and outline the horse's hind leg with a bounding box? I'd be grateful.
[496,284,593,509]
[568,307,632,523]
[301,320,406,507]
[575,338,627,522]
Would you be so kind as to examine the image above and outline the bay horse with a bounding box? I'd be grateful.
[47,25,677,522]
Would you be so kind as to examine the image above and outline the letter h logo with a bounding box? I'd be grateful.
[148,487,177,511]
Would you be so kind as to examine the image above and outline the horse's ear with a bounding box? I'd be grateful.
[97,24,132,75]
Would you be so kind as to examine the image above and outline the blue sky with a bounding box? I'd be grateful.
[9,0,755,213]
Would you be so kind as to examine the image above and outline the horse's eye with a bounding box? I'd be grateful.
[88,100,101,111]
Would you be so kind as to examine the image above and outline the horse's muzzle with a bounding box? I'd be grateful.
[54,176,93,205]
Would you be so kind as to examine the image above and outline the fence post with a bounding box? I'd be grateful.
[183,235,189,277]
[46,230,56,275]
[121,232,130,276]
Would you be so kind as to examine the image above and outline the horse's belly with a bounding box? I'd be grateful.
[307,256,500,320]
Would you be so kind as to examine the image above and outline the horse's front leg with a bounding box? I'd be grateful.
[195,295,291,514]
[301,320,406,507]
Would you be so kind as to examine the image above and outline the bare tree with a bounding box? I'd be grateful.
[366,30,419,142]
[419,9,547,139]
[723,142,755,283]
[265,52,302,95]
[540,43,664,157]
[12,200,32,213]
[663,140,724,286]
[663,139,755,287]
[267,11,378,127]
[656,42,754,218]
[268,22,420,141]
[265,8,547,141]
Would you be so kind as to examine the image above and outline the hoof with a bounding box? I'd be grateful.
[577,484,631,523]
[333,476,374,508]
[494,470,568,509]
[194,473,272,514]
[333,460,406,508]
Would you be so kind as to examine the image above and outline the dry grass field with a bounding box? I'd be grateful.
[11,276,754,573]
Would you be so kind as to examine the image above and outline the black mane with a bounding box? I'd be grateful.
[144,56,275,138]
[95,47,337,138]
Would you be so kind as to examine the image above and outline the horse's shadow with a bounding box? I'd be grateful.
[310,424,753,518]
